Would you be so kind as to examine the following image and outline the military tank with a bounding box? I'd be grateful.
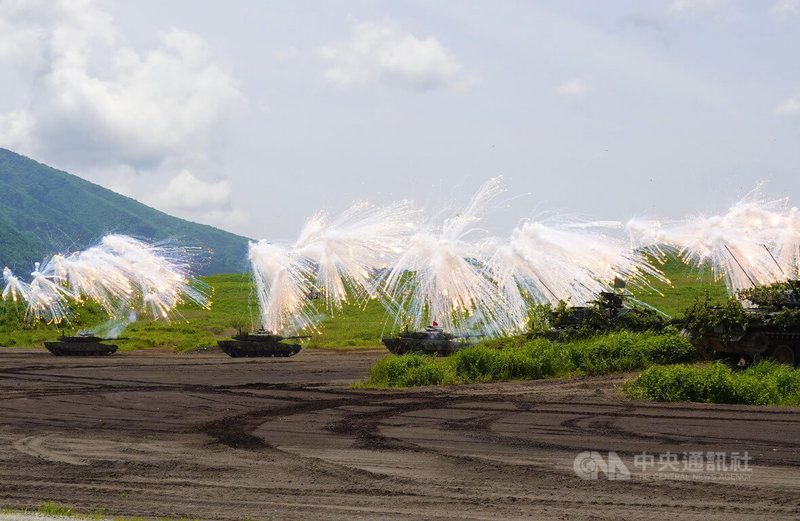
[691,282,800,367]
[44,333,119,356]
[382,323,482,357]
[555,291,631,326]
[540,291,669,340]
[217,330,308,358]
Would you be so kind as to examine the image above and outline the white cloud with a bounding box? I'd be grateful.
[670,0,732,14]
[622,13,670,43]
[776,96,800,116]
[557,78,589,99]
[772,0,800,15]
[139,168,247,229]
[0,12,42,61]
[203,208,248,229]
[148,170,232,211]
[0,0,111,60]
[320,21,475,91]
[0,110,35,149]
[0,0,243,171]
[58,162,247,230]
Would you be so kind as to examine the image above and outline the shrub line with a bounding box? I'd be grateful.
[361,331,697,388]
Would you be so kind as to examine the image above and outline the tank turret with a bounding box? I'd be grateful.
[44,332,119,356]
[381,324,483,356]
[218,329,309,357]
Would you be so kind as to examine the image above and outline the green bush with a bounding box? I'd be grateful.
[565,331,696,375]
[624,361,800,406]
[679,293,752,341]
[452,346,502,381]
[568,332,645,374]
[479,334,528,351]
[367,353,451,387]
[641,334,697,365]
[362,332,698,388]
[399,362,450,387]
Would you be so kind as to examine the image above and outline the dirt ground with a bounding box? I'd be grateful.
[0,346,798,521]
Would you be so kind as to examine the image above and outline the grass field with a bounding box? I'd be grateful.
[0,273,393,350]
[1,500,201,520]
[629,256,728,317]
[0,256,727,351]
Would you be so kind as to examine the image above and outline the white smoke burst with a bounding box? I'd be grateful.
[8,182,796,342]
[483,218,668,333]
[381,177,511,337]
[2,234,210,326]
[248,177,676,339]
[630,188,800,294]
[248,200,418,334]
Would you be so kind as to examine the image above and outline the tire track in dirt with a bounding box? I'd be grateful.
[1,349,799,520]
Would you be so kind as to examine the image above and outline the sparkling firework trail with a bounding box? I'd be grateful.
[633,189,800,294]
[483,218,669,333]
[2,267,29,303]
[25,261,75,324]
[294,200,418,309]
[381,177,512,337]
[249,201,418,334]
[99,235,211,320]
[1,235,210,325]
[46,249,134,317]
[248,241,317,335]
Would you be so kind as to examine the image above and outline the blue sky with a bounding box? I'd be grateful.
[1,0,799,240]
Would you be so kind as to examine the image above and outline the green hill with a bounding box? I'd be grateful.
[0,148,250,275]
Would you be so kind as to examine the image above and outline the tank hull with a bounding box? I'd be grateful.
[44,341,118,356]
[218,339,301,358]
[381,335,472,357]
[694,324,800,366]
[690,282,800,366]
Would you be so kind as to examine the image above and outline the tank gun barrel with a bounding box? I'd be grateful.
[60,336,129,341]
[61,335,130,342]
[725,244,756,288]
[762,245,800,304]
[456,332,486,338]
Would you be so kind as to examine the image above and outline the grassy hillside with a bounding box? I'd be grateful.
[0,259,727,351]
[630,256,728,317]
[0,218,43,264]
[0,148,250,275]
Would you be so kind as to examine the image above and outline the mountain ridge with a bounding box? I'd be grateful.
[0,148,251,275]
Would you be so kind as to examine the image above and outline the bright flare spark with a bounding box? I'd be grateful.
[633,189,799,294]
[2,267,29,303]
[249,201,418,334]
[484,218,668,334]
[25,262,75,324]
[1,235,210,324]
[381,177,512,337]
